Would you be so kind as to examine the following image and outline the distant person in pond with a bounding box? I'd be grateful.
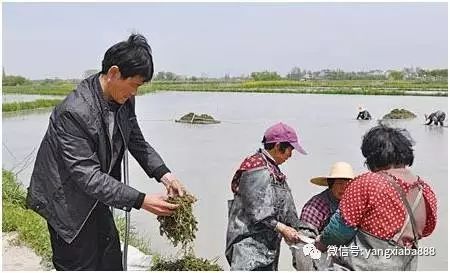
[356,106,372,120]
[314,125,437,271]
[226,122,308,270]
[425,110,446,126]
[26,34,188,270]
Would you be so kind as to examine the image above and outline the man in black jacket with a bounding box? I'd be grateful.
[26,34,186,270]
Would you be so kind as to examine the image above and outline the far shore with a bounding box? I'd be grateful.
[3,79,448,96]
[3,79,448,112]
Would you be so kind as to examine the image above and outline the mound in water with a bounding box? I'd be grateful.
[383,108,417,119]
[176,113,220,124]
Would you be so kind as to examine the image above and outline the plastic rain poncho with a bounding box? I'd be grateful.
[225,151,302,271]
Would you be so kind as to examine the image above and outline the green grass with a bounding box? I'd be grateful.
[2,169,153,269]
[115,216,152,255]
[2,169,222,271]
[2,83,74,95]
[3,79,447,97]
[2,99,62,112]
[2,169,53,268]
[135,80,449,97]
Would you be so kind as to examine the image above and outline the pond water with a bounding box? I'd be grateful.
[2,91,447,270]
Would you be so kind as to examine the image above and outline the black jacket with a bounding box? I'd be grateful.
[26,74,169,243]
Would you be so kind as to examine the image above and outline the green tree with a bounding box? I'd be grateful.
[2,75,30,86]
[165,72,178,81]
[286,67,304,81]
[388,71,404,81]
[250,71,282,81]
[153,71,180,81]
[154,71,166,81]
[429,69,447,78]
[83,69,99,79]
[417,68,427,78]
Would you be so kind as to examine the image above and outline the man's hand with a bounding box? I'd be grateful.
[160,173,185,197]
[276,222,300,245]
[141,194,179,216]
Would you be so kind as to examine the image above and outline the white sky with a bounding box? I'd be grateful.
[2,2,448,79]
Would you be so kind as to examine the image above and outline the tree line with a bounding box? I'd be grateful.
[2,67,448,86]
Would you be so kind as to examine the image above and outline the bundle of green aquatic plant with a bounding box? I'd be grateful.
[154,194,223,271]
[383,108,417,119]
[157,194,198,249]
[150,254,222,271]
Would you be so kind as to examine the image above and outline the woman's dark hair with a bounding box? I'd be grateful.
[262,136,293,153]
[361,124,415,171]
[101,34,154,82]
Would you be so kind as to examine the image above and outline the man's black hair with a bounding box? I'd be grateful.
[262,136,293,153]
[101,34,154,82]
[361,124,415,171]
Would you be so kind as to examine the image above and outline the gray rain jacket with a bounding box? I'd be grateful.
[26,74,169,243]
[226,150,302,270]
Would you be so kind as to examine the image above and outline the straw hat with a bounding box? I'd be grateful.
[310,162,355,186]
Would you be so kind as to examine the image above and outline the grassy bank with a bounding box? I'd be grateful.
[3,79,448,97]
[1,169,152,269]
[2,169,53,268]
[3,83,74,95]
[2,99,62,112]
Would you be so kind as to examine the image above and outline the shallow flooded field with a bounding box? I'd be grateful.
[2,91,447,270]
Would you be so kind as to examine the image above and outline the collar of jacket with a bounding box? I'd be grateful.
[88,74,126,128]
[258,148,286,183]
[260,148,277,165]
[92,73,113,114]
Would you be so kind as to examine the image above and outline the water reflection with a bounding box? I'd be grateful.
[423,125,447,135]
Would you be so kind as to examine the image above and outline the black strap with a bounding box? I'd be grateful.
[381,172,419,246]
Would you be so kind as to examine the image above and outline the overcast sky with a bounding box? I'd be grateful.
[2,2,448,80]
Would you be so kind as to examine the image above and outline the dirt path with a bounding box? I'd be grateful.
[2,232,45,271]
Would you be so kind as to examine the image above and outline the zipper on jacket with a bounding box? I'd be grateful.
[116,104,128,153]
[105,114,115,175]
[106,102,125,175]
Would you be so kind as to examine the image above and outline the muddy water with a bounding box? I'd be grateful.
[2,91,447,270]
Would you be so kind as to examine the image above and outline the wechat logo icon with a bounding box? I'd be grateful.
[302,243,321,260]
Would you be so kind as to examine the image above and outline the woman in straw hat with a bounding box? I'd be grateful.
[299,162,355,233]
[291,162,354,271]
